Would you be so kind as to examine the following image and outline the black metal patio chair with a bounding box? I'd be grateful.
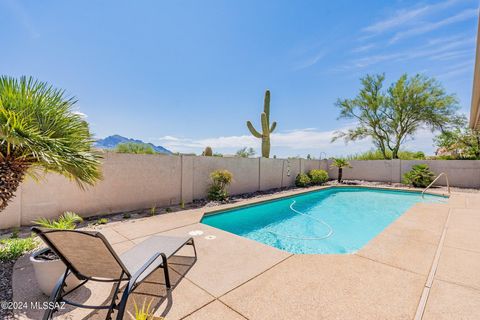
[31,227,196,320]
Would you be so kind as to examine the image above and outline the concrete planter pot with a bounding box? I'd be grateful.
[30,248,81,296]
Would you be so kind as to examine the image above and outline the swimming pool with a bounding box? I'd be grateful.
[201,187,445,254]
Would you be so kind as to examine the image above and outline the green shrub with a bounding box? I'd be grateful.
[203,146,213,156]
[115,142,156,154]
[11,227,19,239]
[123,212,131,219]
[295,173,311,188]
[150,206,157,216]
[402,164,435,188]
[165,207,172,213]
[345,149,425,160]
[308,169,329,185]
[0,237,37,261]
[33,212,83,230]
[207,169,233,201]
[96,218,109,225]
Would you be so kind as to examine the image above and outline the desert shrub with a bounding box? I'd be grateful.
[295,173,311,188]
[308,169,329,185]
[402,164,435,188]
[96,218,109,225]
[345,149,425,160]
[0,237,37,261]
[203,146,213,156]
[33,212,83,230]
[207,169,233,201]
[150,206,157,216]
[116,142,156,154]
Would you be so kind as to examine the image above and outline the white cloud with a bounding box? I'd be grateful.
[156,126,438,157]
[436,61,475,79]
[293,51,327,70]
[346,34,475,69]
[429,49,472,61]
[389,8,478,43]
[73,111,87,118]
[362,0,463,35]
[351,44,376,53]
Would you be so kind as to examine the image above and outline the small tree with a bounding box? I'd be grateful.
[434,122,480,159]
[235,147,256,158]
[332,74,462,159]
[0,76,102,212]
[207,169,233,201]
[330,159,351,183]
[115,142,155,154]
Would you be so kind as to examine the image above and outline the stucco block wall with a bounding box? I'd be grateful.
[1,153,479,229]
[302,159,322,173]
[192,156,260,199]
[328,160,401,183]
[259,158,284,190]
[19,153,182,226]
[400,160,480,188]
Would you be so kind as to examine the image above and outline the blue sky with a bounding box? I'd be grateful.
[1,0,478,157]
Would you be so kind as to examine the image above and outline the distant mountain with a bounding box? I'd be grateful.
[95,135,172,154]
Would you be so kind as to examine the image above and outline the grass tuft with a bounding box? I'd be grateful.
[0,237,37,262]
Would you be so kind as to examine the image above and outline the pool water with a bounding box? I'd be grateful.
[201,187,445,254]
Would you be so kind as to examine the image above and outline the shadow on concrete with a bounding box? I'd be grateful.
[82,254,197,319]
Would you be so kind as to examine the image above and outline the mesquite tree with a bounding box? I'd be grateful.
[332,74,462,159]
[0,76,102,212]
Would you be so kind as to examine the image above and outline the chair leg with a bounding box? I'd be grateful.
[105,279,123,320]
[160,253,171,289]
[190,238,197,260]
[43,269,68,320]
[115,285,131,320]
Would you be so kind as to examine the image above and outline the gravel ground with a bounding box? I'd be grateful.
[0,260,15,320]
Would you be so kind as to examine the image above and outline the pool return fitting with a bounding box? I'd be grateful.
[266,200,334,240]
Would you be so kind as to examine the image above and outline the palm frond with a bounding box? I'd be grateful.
[0,76,103,188]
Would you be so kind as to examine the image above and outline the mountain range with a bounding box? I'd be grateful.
[94,135,172,154]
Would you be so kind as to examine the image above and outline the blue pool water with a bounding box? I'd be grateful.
[201,187,445,254]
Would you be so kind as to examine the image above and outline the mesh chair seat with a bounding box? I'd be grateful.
[120,235,192,283]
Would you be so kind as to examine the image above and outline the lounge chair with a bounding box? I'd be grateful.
[31,227,197,320]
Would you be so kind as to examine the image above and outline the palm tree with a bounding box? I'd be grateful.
[0,76,102,212]
[330,158,351,183]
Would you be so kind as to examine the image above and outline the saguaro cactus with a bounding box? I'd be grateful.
[246,90,277,158]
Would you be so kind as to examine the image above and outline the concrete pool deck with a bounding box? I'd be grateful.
[12,186,480,319]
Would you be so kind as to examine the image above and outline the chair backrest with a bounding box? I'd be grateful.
[32,227,130,280]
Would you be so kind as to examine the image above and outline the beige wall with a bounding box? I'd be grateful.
[327,160,402,183]
[1,153,479,229]
[327,159,480,188]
